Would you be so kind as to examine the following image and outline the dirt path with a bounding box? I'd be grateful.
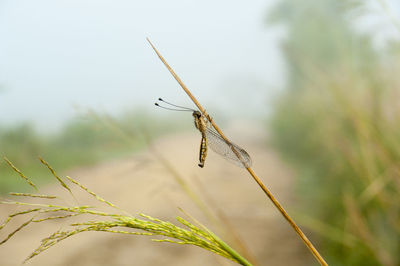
[0,126,313,266]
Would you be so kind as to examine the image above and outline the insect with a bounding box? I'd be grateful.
[155,98,252,168]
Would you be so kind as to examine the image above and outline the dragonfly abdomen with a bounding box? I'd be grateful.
[198,134,208,168]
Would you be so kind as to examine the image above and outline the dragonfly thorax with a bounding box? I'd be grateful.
[193,111,207,134]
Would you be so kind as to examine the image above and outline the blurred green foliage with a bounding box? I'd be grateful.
[0,110,184,194]
[269,1,400,265]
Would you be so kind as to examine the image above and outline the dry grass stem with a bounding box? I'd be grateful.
[147,38,328,266]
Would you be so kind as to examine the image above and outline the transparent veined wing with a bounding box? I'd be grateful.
[205,127,252,168]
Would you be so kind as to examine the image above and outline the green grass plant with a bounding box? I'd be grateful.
[268,1,400,264]
[0,158,252,265]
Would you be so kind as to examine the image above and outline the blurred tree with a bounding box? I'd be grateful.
[268,1,400,266]
[268,0,376,90]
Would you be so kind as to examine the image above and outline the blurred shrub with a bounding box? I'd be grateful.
[0,110,183,193]
[269,1,400,265]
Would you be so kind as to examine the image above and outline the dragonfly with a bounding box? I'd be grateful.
[155,98,252,168]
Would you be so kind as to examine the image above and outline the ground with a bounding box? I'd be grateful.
[0,125,315,266]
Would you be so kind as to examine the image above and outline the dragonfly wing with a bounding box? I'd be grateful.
[205,127,252,168]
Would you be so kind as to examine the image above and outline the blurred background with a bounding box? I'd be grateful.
[0,0,399,265]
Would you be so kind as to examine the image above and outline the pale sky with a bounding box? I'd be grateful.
[0,0,398,130]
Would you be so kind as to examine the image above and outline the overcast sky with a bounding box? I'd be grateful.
[0,0,399,131]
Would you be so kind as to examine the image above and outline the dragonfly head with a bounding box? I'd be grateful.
[192,111,202,119]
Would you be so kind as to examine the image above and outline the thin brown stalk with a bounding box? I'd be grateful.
[147,38,328,266]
